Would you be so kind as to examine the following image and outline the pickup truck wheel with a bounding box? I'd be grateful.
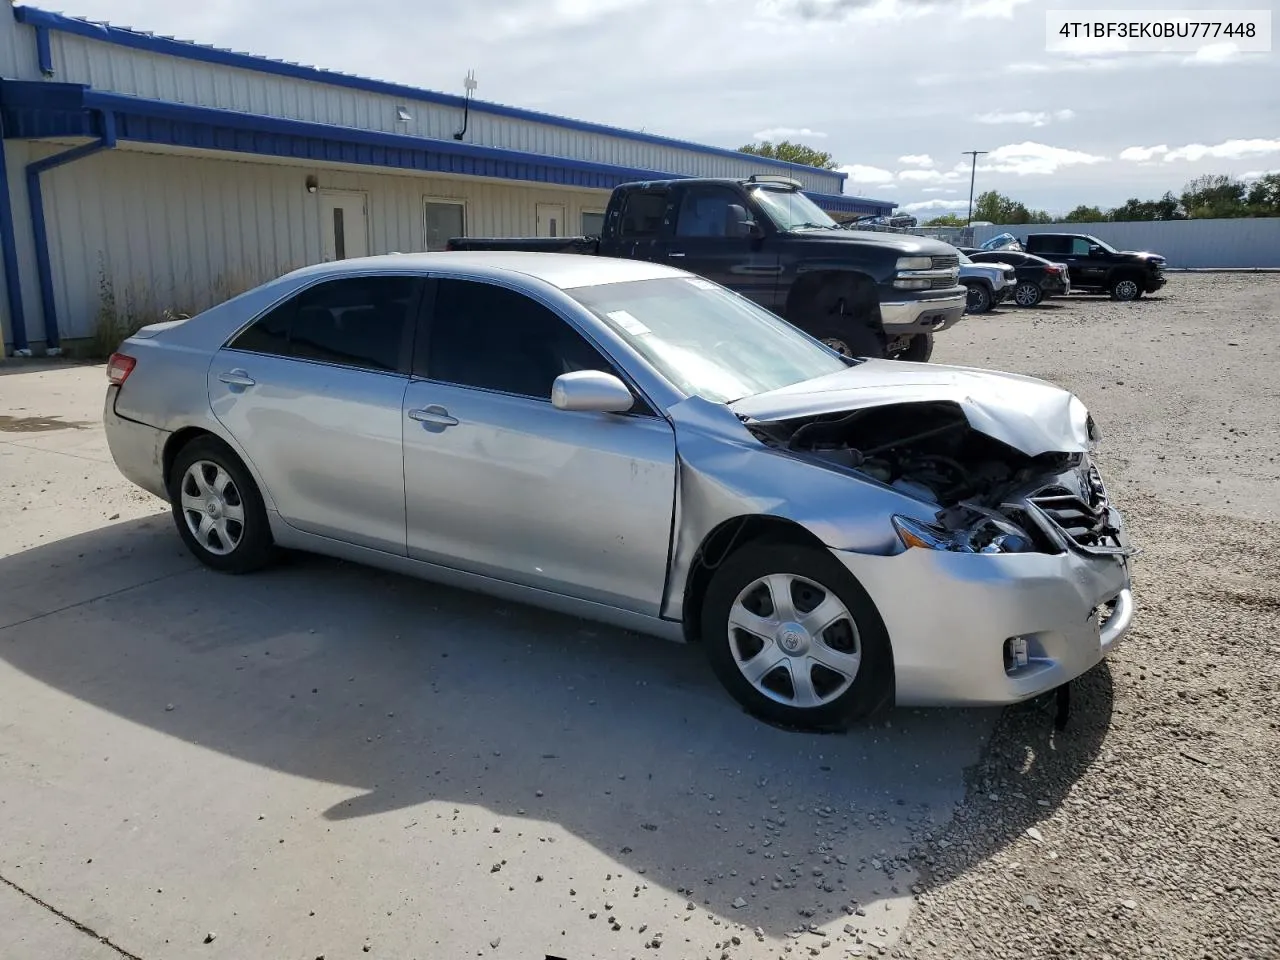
[701,543,893,730]
[889,332,933,362]
[817,328,881,359]
[1110,276,1142,301]
[963,281,993,314]
[790,276,888,359]
[1013,281,1044,307]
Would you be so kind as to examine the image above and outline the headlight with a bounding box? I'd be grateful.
[893,515,1033,554]
[893,278,931,290]
[896,256,933,271]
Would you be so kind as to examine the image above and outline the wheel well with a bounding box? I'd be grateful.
[784,270,876,327]
[680,515,828,644]
[162,427,215,486]
[961,277,992,292]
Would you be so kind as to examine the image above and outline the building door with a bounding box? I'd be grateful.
[319,192,369,261]
[424,199,466,251]
[536,203,566,238]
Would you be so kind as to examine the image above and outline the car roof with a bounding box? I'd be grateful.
[276,251,687,290]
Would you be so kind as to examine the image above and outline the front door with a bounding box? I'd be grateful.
[658,183,781,309]
[402,277,676,615]
[208,274,421,554]
[536,203,567,238]
[320,192,369,261]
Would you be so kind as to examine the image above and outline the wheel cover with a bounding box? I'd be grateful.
[1116,279,1138,299]
[821,337,853,357]
[180,460,245,556]
[967,286,989,310]
[727,573,862,709]
[1015,283,1040,306]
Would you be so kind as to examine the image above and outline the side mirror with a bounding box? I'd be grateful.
[551,370,635,414]
[1088,244,1103,256]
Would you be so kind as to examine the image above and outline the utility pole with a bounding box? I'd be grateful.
[962,150,988,225]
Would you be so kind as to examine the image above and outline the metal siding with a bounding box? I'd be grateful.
[35,26,846,194]
[33,147,610,341]
[971,219,1280,269]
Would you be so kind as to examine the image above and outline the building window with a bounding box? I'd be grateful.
[581,210,606,236]
[424,198,466,252]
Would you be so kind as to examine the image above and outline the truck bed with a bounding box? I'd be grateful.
[445,236,600,255]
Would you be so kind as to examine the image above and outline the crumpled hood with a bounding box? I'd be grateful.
[730,360,1094,457]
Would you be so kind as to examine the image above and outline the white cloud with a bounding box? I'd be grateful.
[897,168,963,183]
[974,109,1076,127]
[1185,43,1241,65]
[751,126,828,141]
[901,198,969,213]
[1119,144,1168,162]
[1164,138,1280,163]
[1240,170,1278,181]
[978,141,1107,176]
[758,0,1033,23]
[898,154,934,167]
[922,187,959,194]
[838,163,895,183]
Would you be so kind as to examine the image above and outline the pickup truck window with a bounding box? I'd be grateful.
[749,187,837,232]
[567,276,848,404]
[618,191,669,239]
[1069,238,1093,256]
[675,186,757,238]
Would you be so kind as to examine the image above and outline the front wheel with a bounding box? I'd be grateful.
[701,543,893,730]
[888,332,933,362]
[964,282,993,314]
[1110,276,1142,301]
[169,436,275,573]
[1013,281,1044,307]
[817,325,885,359]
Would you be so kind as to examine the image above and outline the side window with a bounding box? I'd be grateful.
[230,276,419,373]
[1030,236,1065,256]
[1070,238,1093,256]
[423,279,620,401]
[675,186,752,238]
[618,191,669,239]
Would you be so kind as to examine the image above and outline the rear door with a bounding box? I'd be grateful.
[609,187,672,262]
[208,274,423,555]
[655,183,780,308]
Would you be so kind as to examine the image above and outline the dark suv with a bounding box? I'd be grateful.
[1023,233,1166,301]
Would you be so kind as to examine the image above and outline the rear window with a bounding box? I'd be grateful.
[618,191,669,239]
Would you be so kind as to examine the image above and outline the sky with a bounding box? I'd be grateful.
[51,0,1280,216]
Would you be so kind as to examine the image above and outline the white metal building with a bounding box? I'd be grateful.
[0,3,894,355]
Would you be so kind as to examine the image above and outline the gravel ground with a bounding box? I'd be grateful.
[896,274,1280,960]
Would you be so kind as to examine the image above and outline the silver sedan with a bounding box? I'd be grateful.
[104,252,1134,729]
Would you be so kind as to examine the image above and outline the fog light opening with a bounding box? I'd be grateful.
[1004,635,1030,672]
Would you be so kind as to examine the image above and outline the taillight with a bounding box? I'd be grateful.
[1046,265,1061,273]
[106,352,136,385]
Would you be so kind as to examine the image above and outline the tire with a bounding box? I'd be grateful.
[701,543,893,730]
[816,326,884,359]
[1110,276,1142,301]
[889,332,933,362]
[963,281,992,314]
[1013,281,1044,307]
[793,276,888,359]
[168,435,275,574]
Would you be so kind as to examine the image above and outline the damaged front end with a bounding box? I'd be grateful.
[744,399,1131,559]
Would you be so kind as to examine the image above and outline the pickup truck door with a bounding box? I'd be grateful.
[653,184,782,310]
[600,187,673,264]
[1059,237,1110,287]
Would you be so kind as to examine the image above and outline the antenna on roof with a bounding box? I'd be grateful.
[453,69,477,141]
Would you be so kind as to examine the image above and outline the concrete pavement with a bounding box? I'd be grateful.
[0,361,996,960]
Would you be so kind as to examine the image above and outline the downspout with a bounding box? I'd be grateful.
[25,109,116,355]
[0,113,31,355]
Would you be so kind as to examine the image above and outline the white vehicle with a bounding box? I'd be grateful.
[958,251,1016,314]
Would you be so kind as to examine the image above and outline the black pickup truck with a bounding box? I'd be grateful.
[447,175,967,362]
[1022,233,1167,301]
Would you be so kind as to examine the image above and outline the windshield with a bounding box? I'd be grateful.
[566,276,850,404]
[749,187,838,232]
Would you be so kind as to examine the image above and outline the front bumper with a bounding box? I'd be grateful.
[832,535,1134,707]
[879,289,966,336]
[1146,274,1167,293]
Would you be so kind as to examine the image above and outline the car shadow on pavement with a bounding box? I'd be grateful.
[1,517,1017,936]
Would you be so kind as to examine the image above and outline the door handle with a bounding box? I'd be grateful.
[218,369,256,387]
[408,406,459,427]
[667,251,686,258]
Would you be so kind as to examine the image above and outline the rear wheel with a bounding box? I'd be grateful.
[1013,281,1044,307]
[1110,276,1142,301]
[168,436,275,573]
[701,543,893,730]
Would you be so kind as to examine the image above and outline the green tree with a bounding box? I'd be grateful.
[1180,175,1247,218]
[972,190,1022,224]
[1065,205,1107,223]
[1246,173,1280,215]
[1109,192,1183,221]
[923,214,966,227]
[737,140,838,170]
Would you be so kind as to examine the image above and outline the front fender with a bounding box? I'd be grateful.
[661,396,928,622]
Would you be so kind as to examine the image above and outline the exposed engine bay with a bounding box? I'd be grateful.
[747,400,1124,555]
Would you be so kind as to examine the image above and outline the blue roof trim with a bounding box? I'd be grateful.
[0,82,886,213]
[12,5,847,187]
